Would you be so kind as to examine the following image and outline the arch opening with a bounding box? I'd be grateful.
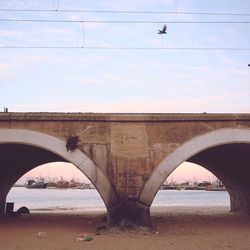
[7,162,106,214]
[140,128,250,215]
[151,162,230,212]
[188,143,250,213]
[0,129,118,215]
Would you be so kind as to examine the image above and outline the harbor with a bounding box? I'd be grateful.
[15,176,226,192]
[14,178,96,190]
[161,179,226,191]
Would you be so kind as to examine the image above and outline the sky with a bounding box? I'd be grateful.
[1,0,250,183]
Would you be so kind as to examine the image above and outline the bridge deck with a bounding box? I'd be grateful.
[0,112,250,122]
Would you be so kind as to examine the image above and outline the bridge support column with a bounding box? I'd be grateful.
[229,188,246,212]
[230,194,241,212]
[107,201,151,227]
[230,195,250,214]
[0,197,6,214]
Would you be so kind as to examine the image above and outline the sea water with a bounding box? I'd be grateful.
[6,187,230,212]
[153,189,230,207]
[7,187,106,211]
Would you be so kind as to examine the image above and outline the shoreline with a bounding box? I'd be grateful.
[13,204,231,213]
[28,204,230,213]
[1,206,250,249]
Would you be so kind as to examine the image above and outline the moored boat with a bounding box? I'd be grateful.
[26,179,47,189]
[56,180,70,188]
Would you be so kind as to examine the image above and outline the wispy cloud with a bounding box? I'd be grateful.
[67,76,102,85]
[0,63,12,69]
[0,62,14,78]
[9,90,250,113]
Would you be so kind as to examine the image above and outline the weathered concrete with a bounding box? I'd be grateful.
[108,202,150,226]
[0,198,6,214]
[0,112,250,225]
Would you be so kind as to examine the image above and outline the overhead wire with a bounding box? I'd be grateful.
[0,9,250,16]
[1,5,249,52]
[0,46,249,51]
[82,22,85,47]
[175,0,178,14]
[0,19,250,24]
[1,18,249,50]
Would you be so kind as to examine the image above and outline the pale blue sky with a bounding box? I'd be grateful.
[1,0,249,113]
[1,1,250,184]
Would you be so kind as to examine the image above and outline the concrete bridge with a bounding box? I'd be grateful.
[0,112,250,226]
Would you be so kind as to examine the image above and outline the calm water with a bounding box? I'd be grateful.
[153,189,230,207]
[7,187,230,212]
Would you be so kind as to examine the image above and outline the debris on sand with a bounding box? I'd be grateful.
[37,232,47,238]
[75,234,93,242]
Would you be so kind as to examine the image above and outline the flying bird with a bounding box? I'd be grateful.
[158,24,167,34]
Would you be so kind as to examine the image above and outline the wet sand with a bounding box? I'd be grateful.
[0,206,250,250]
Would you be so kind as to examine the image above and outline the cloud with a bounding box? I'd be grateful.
[0,63,12,69]
[0,63,14,79]
[207,37,220,43]
[1,0,35,9]
[67,76,102,85]
[40,27,73,37]
[0,24,77,47]
[2,0,53,10]
[0,30,27,46]
[0,30,24,38]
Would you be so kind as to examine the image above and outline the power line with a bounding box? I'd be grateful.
[0,9,250,16]
[0,46,249,51]
[1,18,250,24]
[82,22,85,47]
[175,0,178,13]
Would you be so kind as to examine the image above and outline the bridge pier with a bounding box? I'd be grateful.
[0,197,6,214]
[230,195,250,214]
[107,201,151,227]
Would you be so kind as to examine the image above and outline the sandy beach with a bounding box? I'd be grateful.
[0,206,250,250]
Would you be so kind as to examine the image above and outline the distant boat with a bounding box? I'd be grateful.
[26,179,47,189]
[56,180,70,188]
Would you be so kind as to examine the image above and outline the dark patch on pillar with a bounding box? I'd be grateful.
[0,198,6,214]
[107,201,151,227]
[230,193,244,212]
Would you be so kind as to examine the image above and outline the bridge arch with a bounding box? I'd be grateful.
[0,129,119,211]
[139,128,250,211]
